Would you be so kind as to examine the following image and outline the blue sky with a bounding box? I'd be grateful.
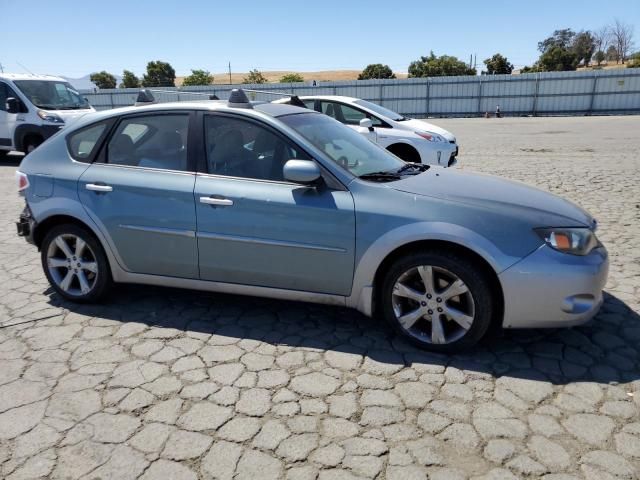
[1,0,639,77]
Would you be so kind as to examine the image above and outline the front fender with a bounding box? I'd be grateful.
[346,221,524,316]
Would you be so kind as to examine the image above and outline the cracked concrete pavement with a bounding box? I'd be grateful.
[0,115,639,479]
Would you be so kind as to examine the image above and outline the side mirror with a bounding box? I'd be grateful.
[6,97,20,114]
[359,118,373,130]
[283,159,321,184]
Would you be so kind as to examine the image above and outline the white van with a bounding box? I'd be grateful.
[0,74,95,154]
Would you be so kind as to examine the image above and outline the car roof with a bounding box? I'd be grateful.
[0,73,68,82]
[65,100,316,131]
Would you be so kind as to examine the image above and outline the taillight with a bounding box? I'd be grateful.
[16,171,30,192]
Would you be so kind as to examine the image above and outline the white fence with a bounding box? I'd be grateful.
[80,69,640,117]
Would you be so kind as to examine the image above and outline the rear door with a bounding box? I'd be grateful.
[78,111,199,278]
[194,113,356,295]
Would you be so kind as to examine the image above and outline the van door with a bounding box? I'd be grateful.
[0,82,16,149]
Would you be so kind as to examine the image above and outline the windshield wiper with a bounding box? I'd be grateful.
[396,163,429,174]
[358,171,402,182]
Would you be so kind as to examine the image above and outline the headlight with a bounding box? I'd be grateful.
[415,131,445,142]
[37,110,65,124]
[535,227,600,256]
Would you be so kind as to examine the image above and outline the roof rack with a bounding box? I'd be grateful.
[133,87,304,110]
[243,89,306,107]
[135,88,220,106]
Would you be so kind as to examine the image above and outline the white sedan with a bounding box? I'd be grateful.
[275,95,458,167]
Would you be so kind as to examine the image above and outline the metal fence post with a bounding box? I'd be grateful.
[588,73,598,115]
[425,79,430,117]
[532,73,540,116]
[477,78,483,117]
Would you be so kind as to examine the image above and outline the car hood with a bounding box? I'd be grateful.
[43,107,95,124]
[390,168,594,227]
[400,119,456,142]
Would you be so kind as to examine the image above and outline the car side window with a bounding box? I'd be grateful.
[106,114,190,171]
[204,115,310,181]
[0,83,7,112]
[67,122,108,162]
[0,83,20,112]
[319,101,383,127]
[302,100,316,111]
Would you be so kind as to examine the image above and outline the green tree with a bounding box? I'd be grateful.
[279,73,304,83]
[358,64,396,80]
[119,70,140,89]
[538,28,576,52]
[593,50,606,66]
[628,52,640,68]
[483,54,513,74]
[606,45,620,63]
[142,60,176,87]
[537,46,579,71]
[89,71,117,89]
[243,69,267,84]
[182,69,213,86]
[408,52,476,77]
[572,31,596,67]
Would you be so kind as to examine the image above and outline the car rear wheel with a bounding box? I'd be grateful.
[381,250,493,352]
[41,224,112,302]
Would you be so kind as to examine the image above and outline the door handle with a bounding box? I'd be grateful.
[86,183,113,192]
[200,196,233,206]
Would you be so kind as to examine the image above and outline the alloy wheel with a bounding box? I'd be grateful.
[46,233,99,296]
[391,265,475,345]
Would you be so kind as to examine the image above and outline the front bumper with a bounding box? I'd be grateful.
[500,244,609,329]
[16,205,37,245]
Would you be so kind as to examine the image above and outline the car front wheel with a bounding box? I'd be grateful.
[41,224,112,302]
[381,250,494,352]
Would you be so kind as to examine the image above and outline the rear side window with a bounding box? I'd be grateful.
[106,114,190,171]
[67,122,108,161]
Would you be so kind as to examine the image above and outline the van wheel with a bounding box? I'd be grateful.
[41,224,112,303]
[380,250,493,352]
[24,137,43,155]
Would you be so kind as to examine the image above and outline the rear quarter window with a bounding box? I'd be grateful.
[67,122,108,162]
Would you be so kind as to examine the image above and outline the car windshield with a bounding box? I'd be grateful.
[353,99,407,121]
[280,113,406,178]
[13,80,90,110]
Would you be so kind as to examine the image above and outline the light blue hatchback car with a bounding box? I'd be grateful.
[15,90,609,351]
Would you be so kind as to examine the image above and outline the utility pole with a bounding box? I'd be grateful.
[228,62,232,85]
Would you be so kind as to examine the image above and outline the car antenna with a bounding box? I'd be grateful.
[242,89,306,107]
[135,89,156,106]
[227,88,253,109]
[16,61,35,75]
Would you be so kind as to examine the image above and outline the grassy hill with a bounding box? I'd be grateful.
[175,70,408,86]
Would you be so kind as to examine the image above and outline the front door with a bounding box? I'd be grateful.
[195,113,356,295]
[0,82,17,149]
[78,112,199,278]
[318,100,378,143]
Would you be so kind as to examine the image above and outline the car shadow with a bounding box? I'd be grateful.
[44,285,640,386]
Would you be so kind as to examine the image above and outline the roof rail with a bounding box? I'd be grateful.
[134,88,219,106]
[243,89,306,107]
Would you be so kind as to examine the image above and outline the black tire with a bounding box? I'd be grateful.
[24,137,43,155]
[380,249,494,352]
[41,224,112,303]
[387,144,421,163]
